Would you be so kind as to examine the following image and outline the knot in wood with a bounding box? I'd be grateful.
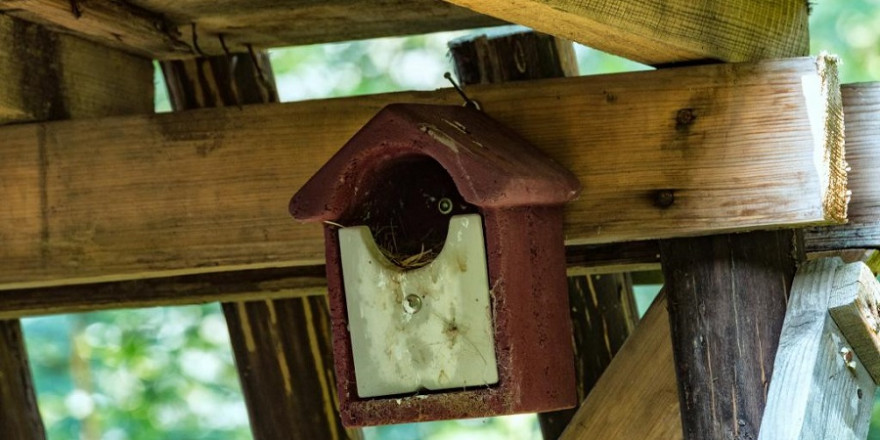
[675,108,696,130]
[653,190,675,209]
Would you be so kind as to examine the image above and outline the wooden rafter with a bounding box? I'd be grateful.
[0,0,504,59]
[0,56,846,290]
[442,0,808,65]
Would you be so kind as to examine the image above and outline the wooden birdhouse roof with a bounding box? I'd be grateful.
[290,103,581,222]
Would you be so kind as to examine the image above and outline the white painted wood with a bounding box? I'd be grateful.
[339,214,498,398]
[760,258,877,440]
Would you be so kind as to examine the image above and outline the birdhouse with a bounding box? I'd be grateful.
[290,103,580,426]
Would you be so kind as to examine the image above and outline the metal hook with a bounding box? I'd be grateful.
[444,72,481,111]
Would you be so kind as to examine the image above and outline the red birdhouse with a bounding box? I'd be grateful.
[290,103,580,426]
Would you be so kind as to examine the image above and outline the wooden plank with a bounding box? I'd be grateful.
[759,258,876,440]
[0,14,153,123]
[559,292,682,440]
[0,0,503,59]
[0,15,153,440]
[660,230,801,439]
[442,0,808,65]
[0,321,44,438]
[0,56,845,290]
[828,262,880,383]
[806,83,880,251]
[0,0,188,58]
[0,267,326,320]
[161,51,358,440]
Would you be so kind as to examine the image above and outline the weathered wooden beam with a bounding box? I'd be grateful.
[559,292,682,440]
[0,267,326,320]
[0,321,44,438]
[0,15,153,440]
[807,83,880,252]
[0,244,656,320]
[0,0,503,59]
[660,230,802,439]
[442,0,808,65]
[162,51,357,440]
[0,56,845,289]
[760,258,878,440]
[828,262,880,383]
[0,14,153,123]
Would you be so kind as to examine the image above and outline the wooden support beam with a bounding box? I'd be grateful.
[0,56,846,290]
[0,0,503,59]
[660,230,802,439]
[0,15,153,123]
[442,0,808,65]
[0,267,326,320]
[559,292,682,440]
[0,321,44,439]
[161,52,357,440]
[760,259,878,440]
[807,83,880,252]
[0,15,153,440]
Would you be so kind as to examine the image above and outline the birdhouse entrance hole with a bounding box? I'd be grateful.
[342,156,477,269]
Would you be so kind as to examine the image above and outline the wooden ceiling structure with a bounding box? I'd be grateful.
[1,1,879,439]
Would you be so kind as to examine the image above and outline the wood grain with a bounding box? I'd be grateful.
[560,292,682,440]
[660,230,801,439]
[0,267,326,320]
[442,0,808,65]
[0,0,503,59]
[759,258,876,440]
[0,14,153,440]
[807,83,880,251]
[0,15,153,123]
[828,262,880,384]
[0,321,44,439]
[0,56,845,290]
[162,51,358,440]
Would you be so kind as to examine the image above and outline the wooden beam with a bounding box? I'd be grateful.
[0,15,153,123]
[161,51,357,440]
[0,321,44,438]
[559,292,682,440]
[806,83,880,252]
[660,230,802,439]
[0,0,504,59]
[759,258,877,440]
[442,0,808,65]
[0,15,154,440]
[828,262,880,383]
[0,56,845,290]
[0,267,326,320]
[0,243,661,320]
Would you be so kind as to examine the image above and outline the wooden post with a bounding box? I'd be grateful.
[660,231,803,438]
[447,30,639,439]
[760,258,878,440]
[160,52,358,440]
[0,15,153,439]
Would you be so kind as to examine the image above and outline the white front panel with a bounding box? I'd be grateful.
[339,214,498,398]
